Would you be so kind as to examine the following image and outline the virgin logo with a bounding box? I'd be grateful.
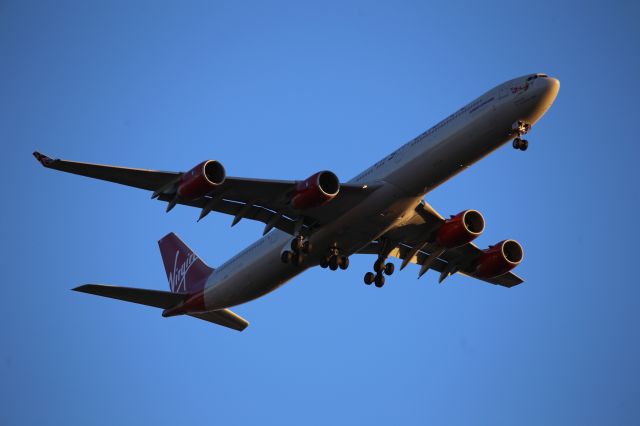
[169,250,198,293]
[510,82,529,94]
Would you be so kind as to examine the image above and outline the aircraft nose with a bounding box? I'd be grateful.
[539,76,560,101]
[530,76,560,120]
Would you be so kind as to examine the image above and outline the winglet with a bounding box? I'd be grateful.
[33,151,55,167]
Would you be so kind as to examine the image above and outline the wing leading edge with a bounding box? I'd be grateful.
[33,152,377,235]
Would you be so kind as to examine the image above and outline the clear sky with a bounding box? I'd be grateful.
[2,0,639,424]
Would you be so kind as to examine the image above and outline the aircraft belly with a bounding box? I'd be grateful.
[202,187,417,310]
[386,114,510,196]
[199,89,550,312]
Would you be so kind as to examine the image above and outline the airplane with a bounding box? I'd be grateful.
[34,73,560,331]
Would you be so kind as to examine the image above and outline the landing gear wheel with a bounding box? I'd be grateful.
[302,240,312,254]
[291,238,303,252]
[339,256,349,270]
[329,256,339,271]
[281,251,293,264]
[320,256,329,268]
[519,139,528,151]
[374,274,385,288]
[384,262,395,276]
[292,253,304,266]
[373,258,385,273]
[513,138,521,149]
[364,272,375,285]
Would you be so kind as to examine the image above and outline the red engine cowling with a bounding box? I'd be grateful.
[290,171,340,210]
[474,240,524,278]
[436,210,485,248]
[177,160,226,200]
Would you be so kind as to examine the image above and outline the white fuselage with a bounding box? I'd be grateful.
[202,74,560,310]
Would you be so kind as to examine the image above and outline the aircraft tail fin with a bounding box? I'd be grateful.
[158,232,214,294]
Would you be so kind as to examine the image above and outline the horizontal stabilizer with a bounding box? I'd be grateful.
[73,284,249,331]
[189,310,249,331]
[74,284,187,308]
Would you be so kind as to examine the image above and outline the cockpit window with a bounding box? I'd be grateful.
[527,73,549,81]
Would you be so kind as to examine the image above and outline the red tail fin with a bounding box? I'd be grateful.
[158,233,213,294]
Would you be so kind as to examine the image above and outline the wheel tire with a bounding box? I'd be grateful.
[374,274,385,288]
[281,251,293,263]
[364,272,375,285]
[513,138,521,149]
[339,256,349,270]
[302,240,312,254]
[373,258,385,273]
[384,262,395,276]
[293,253,304,266]
[320,257,329,268]
[329,256,339,270]
[519,139,528,151]
[291,238,302,252]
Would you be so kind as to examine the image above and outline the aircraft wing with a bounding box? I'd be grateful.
[357,201,524,288]
[33,152,378,235]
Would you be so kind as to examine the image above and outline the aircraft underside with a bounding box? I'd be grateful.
[34,73,559,330]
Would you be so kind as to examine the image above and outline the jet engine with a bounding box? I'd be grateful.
[290,171,340,210]
[177,160,226,200]
[474,240,523,278]
[436,210,485,248]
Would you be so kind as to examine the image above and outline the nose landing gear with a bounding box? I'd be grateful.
[511,121,531,151]
[513,138,528,151]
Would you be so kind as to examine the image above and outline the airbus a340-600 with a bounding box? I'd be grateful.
[34,73,559,331]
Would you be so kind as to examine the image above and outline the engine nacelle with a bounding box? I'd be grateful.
[177,160,226,200]
[436,210,485,248]
[474,240,524,278]
[290,171,340,210]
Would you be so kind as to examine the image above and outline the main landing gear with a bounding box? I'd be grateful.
[319,244,349,271]
[363,257,395,288]
[281,235,312,266]
[511,120,531,151]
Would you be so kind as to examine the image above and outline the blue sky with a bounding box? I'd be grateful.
[2,0,639,424]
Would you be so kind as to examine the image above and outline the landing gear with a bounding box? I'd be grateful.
[365,251,395,288]
[281,251,293,263]
[282,235,313,266]
[281,250,304,265]
[511,120,531,151]
[384,262,395,276]
[291,237,312,254]
[339,256,349,270]
[373,258,385,273]
[513,138,528,151]
[318,244,350,271]
[329,255,340,271]
[364,272,375,285]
